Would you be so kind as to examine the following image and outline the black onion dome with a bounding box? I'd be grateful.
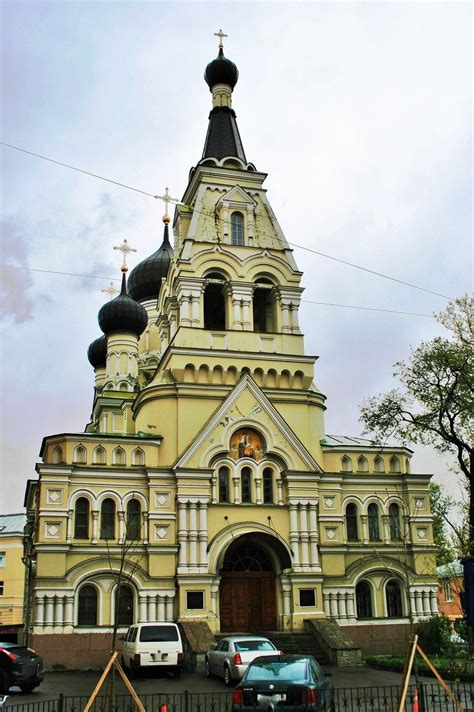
[98,273,148,337]
[205,48,238,90]
[87,335,107,368]
[128,223,174,302]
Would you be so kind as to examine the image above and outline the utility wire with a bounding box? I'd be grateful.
[2,264,434,317]
[1,141,453,301]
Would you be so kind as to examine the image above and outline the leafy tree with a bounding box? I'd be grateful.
[429,482,469,564]
[360,295,473,555]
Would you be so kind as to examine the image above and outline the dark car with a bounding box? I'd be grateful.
[232,654,334,712]
[0,643,44,693]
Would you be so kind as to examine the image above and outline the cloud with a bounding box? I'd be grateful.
[0,219,35,323]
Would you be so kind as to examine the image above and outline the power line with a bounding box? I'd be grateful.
[2,264,434,317]
[1,141,454,301]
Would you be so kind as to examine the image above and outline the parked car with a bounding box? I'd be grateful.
[120,623,183,677]
[0,643,44,694]
[206,636,282,686]
[231,654,334,711]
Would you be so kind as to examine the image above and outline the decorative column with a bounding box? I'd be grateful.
[329,593,338,618]
[91,510,99,544]
[177,501,188,569]
[54,595,64,626]
[233,476,241,505]
[422,590,431,615]
[139,594,147,623]
[382,515,390,544]
[338,593,347,618]
[415,590,424,616]
[45,595,55,626]
[277,478,284,506]
[198,501,208,568]
[211,475,217,504]
[179,294,191,326]
[289,302,301,333]
[66,509,73,544]
[148,595,156,622]
[430,589,438,614]
[232,298,242,330]
[118,510,125,543]
[361,515,368,545]
[308,503,320,568]
[346,593,355,619]
[35,595,45,626]
[255,477,262,505]
[299,504,310,568]
[282,586,291,616]
[289,503,300,569]
[64,596,74,626]
[165,594,174,622]
[142,512,149,545]
[280,300,291,333]
[188,502,198,568]
[157,595,166,621]
[323,592,330,617]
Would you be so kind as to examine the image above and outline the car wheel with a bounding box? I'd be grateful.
[224,665,232,686]
[205,658,212,678]
[20,682,38,693]
[0,670,9,693]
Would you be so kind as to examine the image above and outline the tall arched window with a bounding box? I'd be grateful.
[204,273,226,330]
[93,446,106,465]
[231,211,244,245]
[389,456,400,473]
[73,445,87,464]
[52,446,63,464]
[263,468,273,503]
[78,584,97,626]
[374,456,384,473]
[132,448,145,466]
[389,503,402,541]
[253,280,275,333]
[219,466,230,503]
[386,580,403,617]
[126,499,141,540]
[346,503,359,541]
[356,581,373,619]
[357,456,368,472]
[368,503,380,541]
[74,497,90,539]
[113,447,125,466]
[101,498,115,539]
[241,467,252,503]
[341,456,352,473]
[115,584,134,625]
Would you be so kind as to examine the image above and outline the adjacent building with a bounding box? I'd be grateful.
[0,513,27,643]
[24,39,438,668]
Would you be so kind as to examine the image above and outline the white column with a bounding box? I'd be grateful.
[299,504,310,567]
[148,595,156,622]
[232,299,242,330]
[329,593,338,618]
[198,502,208,568]
[92,511,99,544]
[430,589,438,614]
[361,515,368,545]
[54,595,64,626]
[188,502,198,568]
[66,510,73,544]
[277,479,283,506]
[64,596,74,626]
[179,295,191,326]
[289,504,300,569]
[422,590,431,615]
[45,595,55,625]
[165,594,174,622]
[158,595,166,621]
[282,587,291,616]
[211,475,217,505]
[142,512,149,545]
[290,303,300,333]
[242,300,251,330]
[177,501,188,568]
[338,593,347,618]
[255,477,262,505]
[347,593,355,619]
[323,592,330,617]
[415,590,423,616]
[191,294,200,325]
[139,595,147,623]
[308,503,320,568]
[233,476,240,505]
[118,511,125,543]
[281,301,291,332]
[35,595,45,626]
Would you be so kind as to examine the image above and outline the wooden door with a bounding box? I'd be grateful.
[220,573,276,631]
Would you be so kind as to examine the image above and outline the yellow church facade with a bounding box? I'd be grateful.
[25,39,437,667]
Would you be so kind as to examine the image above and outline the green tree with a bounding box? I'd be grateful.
[360,295,473,555]
[429,482,469,564]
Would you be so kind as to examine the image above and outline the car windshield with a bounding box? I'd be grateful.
[235,640,275,652]
[245,660,307,681]
[139,626,178,642]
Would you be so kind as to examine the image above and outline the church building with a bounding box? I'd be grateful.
[24,36,438,668]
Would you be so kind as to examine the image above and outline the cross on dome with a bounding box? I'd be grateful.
[101,281,119,300]
[113,238,137,272]
[214,28,228,50]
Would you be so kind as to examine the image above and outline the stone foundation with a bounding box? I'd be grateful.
[342,622,411,656]
[30,632,114,670]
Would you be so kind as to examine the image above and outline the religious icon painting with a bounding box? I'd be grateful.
[229,428,265,462]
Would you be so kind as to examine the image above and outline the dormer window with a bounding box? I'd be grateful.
[231,211,244,245]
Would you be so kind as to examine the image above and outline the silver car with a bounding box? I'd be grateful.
[205,635,281,686]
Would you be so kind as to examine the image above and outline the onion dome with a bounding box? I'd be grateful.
[128,221,174,303]
[98,271,148,337]
[87,335,107,368]
[205,47,239,90]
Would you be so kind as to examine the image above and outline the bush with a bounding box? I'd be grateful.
[415,615,451,654]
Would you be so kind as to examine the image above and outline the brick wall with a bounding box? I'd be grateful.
[31,633,115,670]
[343,622,411,656]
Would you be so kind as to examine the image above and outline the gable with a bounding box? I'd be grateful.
[216,184,257,209]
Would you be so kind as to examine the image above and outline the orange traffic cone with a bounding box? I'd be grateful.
[160,704,167,712]
[412,688,419,712]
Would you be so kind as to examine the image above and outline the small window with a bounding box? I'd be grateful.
[74,497,90,539]
[299,589,315,607]
[356,581,373,619]
[78,584,97,626]
[0,552,5,568]
[263,468,273,503]
[341,456,352,473]
[93,446,106,465]
[73,445,87,464]
[368,503,380,541]
[100,498,115,539]
[241,467,252,503]
[0,581,4,596]
[113,447,125,466]
[389,456,400,473]
[219,466,230,503]
[357,456,368,472]
[204,275,226,330]
[389,503,402,541]
[231,211,244,246]
[52,446,63,464]
[346,503,359,541]
[126,499,141,540]
[374,456,384,473]
[442,580,452,602]
[132,448,145,466]
[186,591,204,610]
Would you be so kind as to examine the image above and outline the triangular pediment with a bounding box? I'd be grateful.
[175,374,322,472]
[216,185,257,209]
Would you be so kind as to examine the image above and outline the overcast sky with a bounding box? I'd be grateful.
[1,1,472,514]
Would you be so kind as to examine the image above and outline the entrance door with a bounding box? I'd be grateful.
[219,541,277,631]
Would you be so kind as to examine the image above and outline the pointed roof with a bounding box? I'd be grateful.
[128,221,174,303]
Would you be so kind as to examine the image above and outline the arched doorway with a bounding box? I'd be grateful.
[219,537,278,632]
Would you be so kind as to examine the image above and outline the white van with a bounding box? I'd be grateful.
[121,622,183,677]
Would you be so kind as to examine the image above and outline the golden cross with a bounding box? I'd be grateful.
[101,281,119,300]
[214,29,228,50]
[113,238,137,271]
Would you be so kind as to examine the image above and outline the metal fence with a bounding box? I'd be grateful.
[2,683,474,712]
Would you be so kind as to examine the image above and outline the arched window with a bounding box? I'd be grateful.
[368,503,380,541]
[93,446,106,465]
[219,466,230,503]
[356,581,373,619]
[346,503,359,541]
[115,584,134,626]
[386,580,403,617]
[241,467,252,503]
[126,499,141,540]
[389,503,402,541]
[204,273,226,330]
[389,456,400,473]
[374,456,384,473]
[52,446,63,464]
[73,445,87,464]
[113,447,125,466]
[253,279,275,333]
[74,497,90,539]
[231,211,244,246]
[132,448,145,466]
[405,458,410,474]
[100,498,115,539]
[78,584,97,626]
[263,468,273,504]
[357,456,368,472]
[341,456,352,473]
